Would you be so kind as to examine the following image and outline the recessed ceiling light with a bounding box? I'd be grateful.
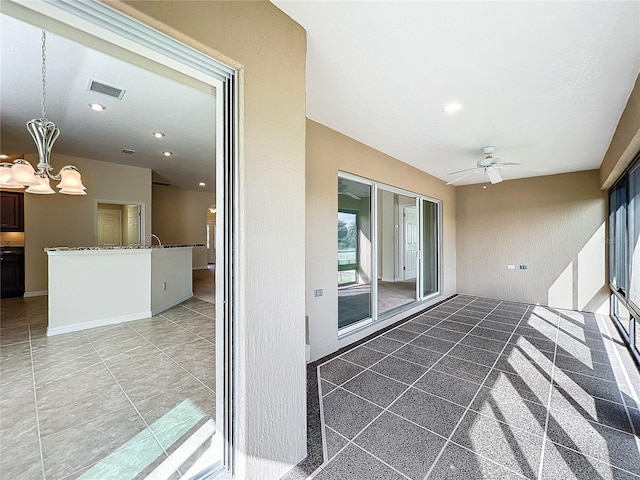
[152,132,165,138]
[0,154,8,160]
[162,151,173,157]
[443,103,462,113]
[89,103,106,111]
[199,182,206,187]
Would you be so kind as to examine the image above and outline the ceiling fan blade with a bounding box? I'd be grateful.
[446,169,482,185]
[447,167,480,175]
[343,192,361,200]
[486,166,503,184]
[494,162,522,168]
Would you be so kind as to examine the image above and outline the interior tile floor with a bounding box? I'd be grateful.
[0,294,216,480]
[338,279,428,329]
[314,295,640,480]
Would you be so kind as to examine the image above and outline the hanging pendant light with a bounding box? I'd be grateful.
[6,30,87,195]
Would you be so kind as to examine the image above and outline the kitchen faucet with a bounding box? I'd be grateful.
[144,233,162,247]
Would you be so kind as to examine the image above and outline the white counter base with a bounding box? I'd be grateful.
[47,247,193,336]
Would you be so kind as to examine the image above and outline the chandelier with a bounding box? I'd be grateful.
[0,30,86,195]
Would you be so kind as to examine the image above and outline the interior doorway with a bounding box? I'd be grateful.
[96,202,141,246]
[2,2,238,478]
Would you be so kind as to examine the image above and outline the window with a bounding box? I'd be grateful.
[608,153,640,364]
[338,210,359,285]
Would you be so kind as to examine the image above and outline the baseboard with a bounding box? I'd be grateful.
[151,292,193,316]
[47,311,153,336]
[24,290,48,297]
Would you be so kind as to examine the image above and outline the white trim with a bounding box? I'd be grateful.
[23,290,47,297]
[46,310,153,336]
[151,293,193,316]
[193,266,210,270]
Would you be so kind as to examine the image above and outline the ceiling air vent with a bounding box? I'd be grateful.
[152,181,172,187]
[87,79,126,100]
[121,148,136,155]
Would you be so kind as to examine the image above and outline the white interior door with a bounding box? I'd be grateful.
[126,205,140,245]
[207,221,216,264]
[403,205,418,280]
[98,209,122,246]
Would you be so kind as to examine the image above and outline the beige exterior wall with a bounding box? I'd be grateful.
[151,185,213,269]
[601,73,640,189]
[23,153,151,294]
[456,170,608,313]
[306,119,457,361]
[116,2,307,478]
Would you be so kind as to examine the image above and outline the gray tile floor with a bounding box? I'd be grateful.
[314,296,640,480]
[0,295,216,480]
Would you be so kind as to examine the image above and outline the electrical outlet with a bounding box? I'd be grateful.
[314,289,324,297]
[520,265,527,270]
[163,282,167,291]
[507,264,515,270]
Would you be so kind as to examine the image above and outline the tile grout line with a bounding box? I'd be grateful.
[83,332,184,476]
[316,296,479,471]
[130,325,216,395]
[323,298,506,476]
[535,310,561,480]
[27,322,47,480]
[422,301,534,480]
[596,312,640,444]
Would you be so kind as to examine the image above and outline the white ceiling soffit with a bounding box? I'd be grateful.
[0,13,216,192]
[273,1,640,185]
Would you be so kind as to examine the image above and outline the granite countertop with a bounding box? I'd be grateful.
[44,244,205,252]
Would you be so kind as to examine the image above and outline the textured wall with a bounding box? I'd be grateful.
[456,170,608,313]
[23,153,152,294]
[306,120,456,362]
[601,73,640,189]
[116,2,307,478]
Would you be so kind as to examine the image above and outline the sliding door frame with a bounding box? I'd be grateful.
[3,1,239,476]
[337,172,442,337]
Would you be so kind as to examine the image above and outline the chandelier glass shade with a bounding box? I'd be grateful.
[3,30,87,195]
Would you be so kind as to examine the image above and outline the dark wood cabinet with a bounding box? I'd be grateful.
[1,248,25,298]
[1,191,24,231]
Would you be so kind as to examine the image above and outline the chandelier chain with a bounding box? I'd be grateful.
[41,30,47,120]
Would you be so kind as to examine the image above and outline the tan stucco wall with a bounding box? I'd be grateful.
[23,153,152,294]
[456,170,608,313]
[114,2,307,478]
[601,73,640,189]
[306,119,457,361]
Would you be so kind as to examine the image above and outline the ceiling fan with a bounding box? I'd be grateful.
[446,146,546,186]
[338,178,361,199]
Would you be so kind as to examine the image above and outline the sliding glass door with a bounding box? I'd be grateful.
[338,173,440,333]
[338,176,373,330]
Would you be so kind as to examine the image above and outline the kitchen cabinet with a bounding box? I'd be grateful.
[1,191,24,231]
[1,247,25,298]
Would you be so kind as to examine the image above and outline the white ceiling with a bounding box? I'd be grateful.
[0,14,216,192]
[273,1,640,185]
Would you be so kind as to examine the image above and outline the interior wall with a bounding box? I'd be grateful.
[456,170,608,313]
[116,2,307,478]
[306,119,457,362]
[601,73,640,189]
[151,185,213,269]
[23,153,151,294]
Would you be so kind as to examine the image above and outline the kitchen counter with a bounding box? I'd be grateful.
[46,245,197,335]
[44,243,205,252]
